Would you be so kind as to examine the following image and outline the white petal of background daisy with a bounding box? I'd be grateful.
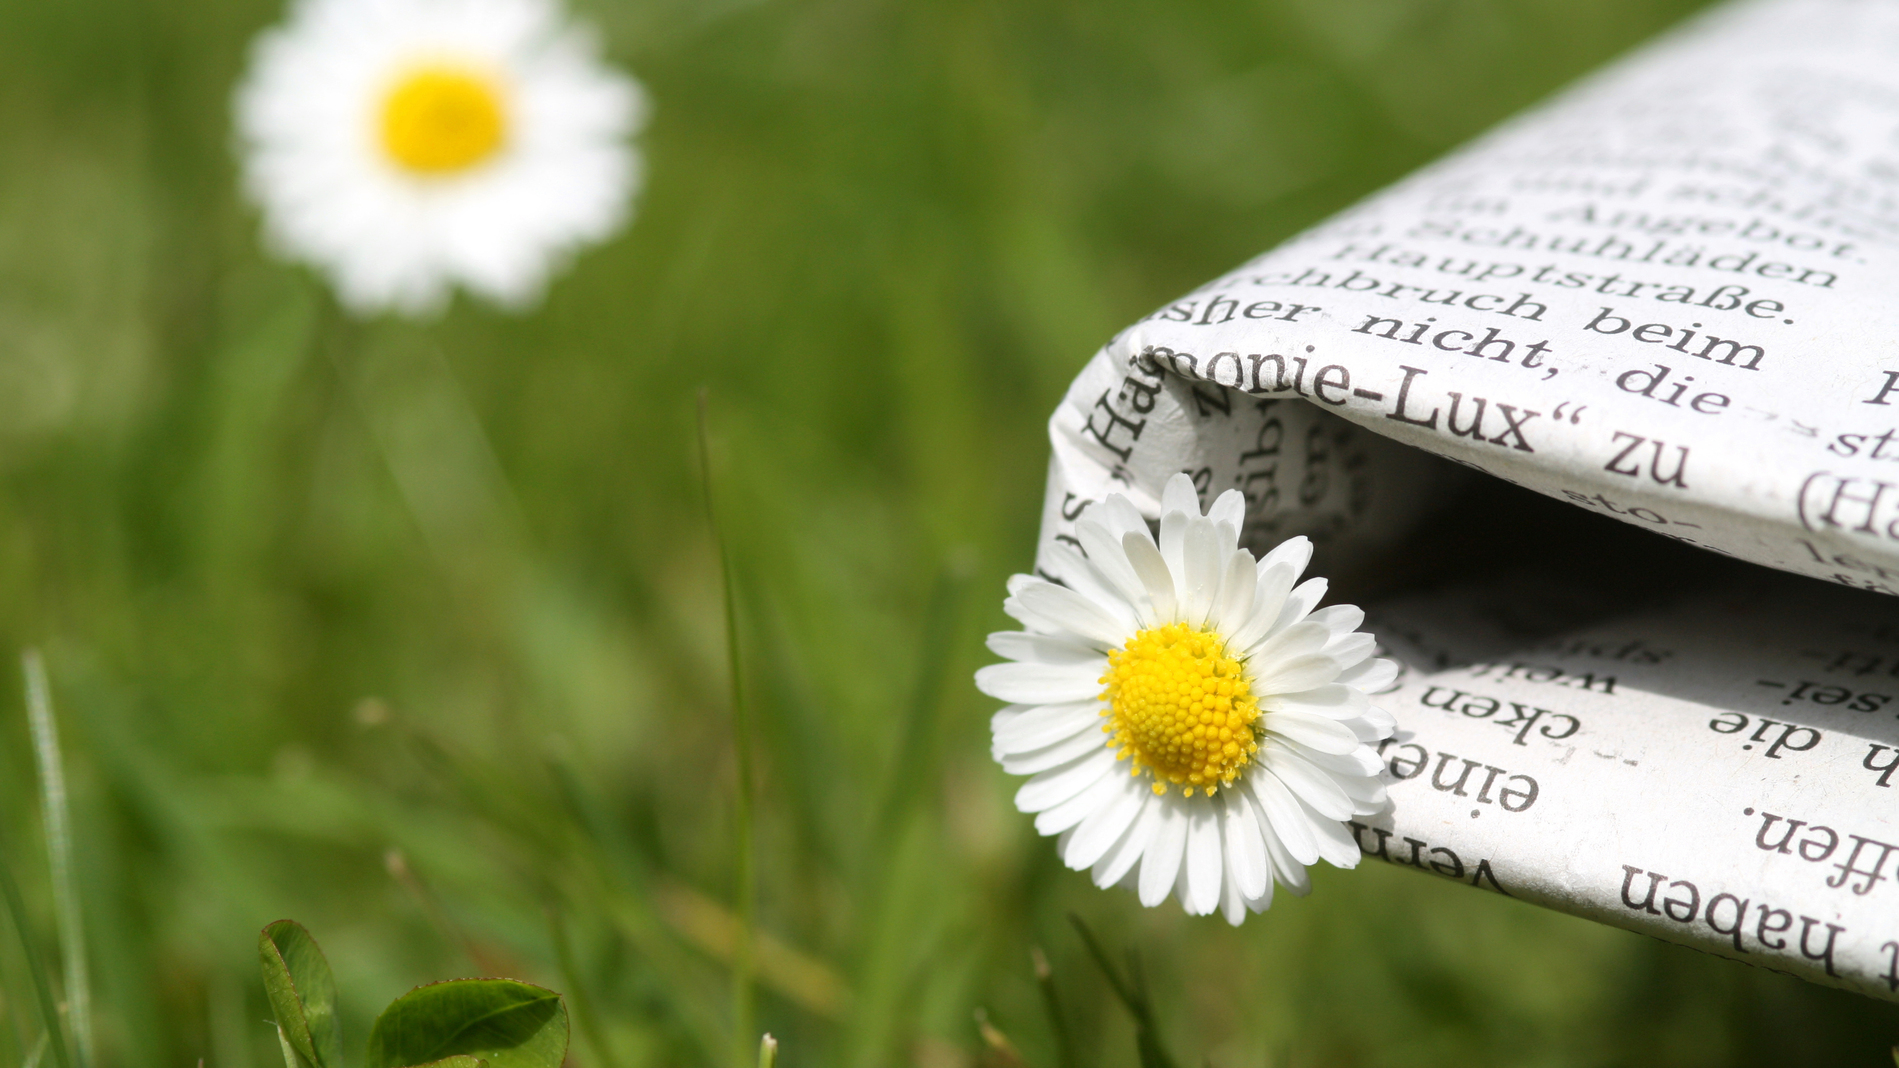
[976,473,1396,924]
[236,0,647,315]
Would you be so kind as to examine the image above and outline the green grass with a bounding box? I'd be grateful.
[1,0,1897,1064]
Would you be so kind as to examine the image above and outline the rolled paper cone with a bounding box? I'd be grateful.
[1032,0,1899,1000]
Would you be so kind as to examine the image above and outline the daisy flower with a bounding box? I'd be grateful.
[975,473,1396,924]
[235,0,646,315]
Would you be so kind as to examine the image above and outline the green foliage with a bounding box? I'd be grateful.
[262,922,568,1068]
[260,921,344,1068]
[363,980,566,1068]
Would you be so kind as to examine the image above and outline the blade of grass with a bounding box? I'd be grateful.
[21,652,88,1068]
[0,837,70,1068]
[546,903,620,1068]
[837,556,972,1068]
[974,1008,1025,1068]
[383,848,506,977]
[1067,916,1178,1068]
[756,1034,776,1068]
[208,969,255,1068]
[1124,951,1176,1068]
[0,996,15,1068]
[539,747,727,1065]
[1030,946,1074,1068]
[869,556,972,854]
[698,390,756,1068]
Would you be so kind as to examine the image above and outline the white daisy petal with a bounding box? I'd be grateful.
[1262,708,1361,754]
[1246,785,1312,894]
[1273,577,1328,634]
[1263,748,1355,821]
[1344,778,1390,813]
[1285,737,1386,779]
[1305,799,1364,869]
[985,631,1103,667]
[1092,790,1160,888]
[1250,772,1320,866]
[1305,604,1365,637]
[1226,562,1296,650]
[1267,684,1370,720]
[1220,790,1270,900]
[990,703,1031,734]
[1179,519,1223,627]
[1244,875,1275,913]
[1337,656,1399,693]
[1321,630,1376,666]
[1256,535,1312,581]
[1206,488,1246,537]
[1034,766,1129,836]
[1209,549,1256,635]
[1096,495,1153,543]
[1160,472,1201,517]
[1184,800,1224,916]
[1007,580,1127,647]
[1346,715,1390,744]
[974,662,1102,705]
[1074,519,1152,620]
[1046,543,1142,634]
[1121,530,1179,622]
[1063,775,1148,870]
[1000,728,1111,775]
[1159,509,1190,588]
[1137,799,1189,907]
[1245,618,1331,665]
[1220,868,1248,926]
[1015,748,1119,813]
[992,701,1102,753]
[1252,654,1347,695]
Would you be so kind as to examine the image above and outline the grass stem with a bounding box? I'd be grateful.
[1068,915,1177,1068]
[870,557,971,852]
[547,903,620,1068]
[21,653,89,1068]
[1030,946,1075,1068]
[0,838,69,1068]
[698,391,757,1068]
[383,848,503,976]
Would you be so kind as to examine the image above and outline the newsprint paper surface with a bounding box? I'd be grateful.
[1031,0,1899,999]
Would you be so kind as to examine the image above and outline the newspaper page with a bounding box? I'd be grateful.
[1029,0,1899,999]
[1365,574,1899,1001]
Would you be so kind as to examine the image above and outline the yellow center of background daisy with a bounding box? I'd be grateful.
[380,66,508,174]
[1101,622,1261,797]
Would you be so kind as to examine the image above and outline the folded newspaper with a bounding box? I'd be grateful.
[1033,0,1899,1000]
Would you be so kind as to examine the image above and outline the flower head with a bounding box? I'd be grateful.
[976,473,1396,923]
[235,0,647,315]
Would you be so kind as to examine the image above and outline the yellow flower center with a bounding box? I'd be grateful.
[1101,622,1262,797]
[379,66,508,175]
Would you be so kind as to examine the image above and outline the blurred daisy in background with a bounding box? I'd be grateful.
[976,474,1395,924]
[235,0,646,315]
